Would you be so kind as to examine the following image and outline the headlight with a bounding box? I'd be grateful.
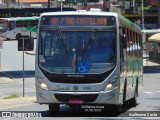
[104,76,118,91]
[40,82,48,90]
[106,82,113,89]
[36,76,49,90]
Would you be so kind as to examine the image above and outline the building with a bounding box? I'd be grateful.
[77,0,104,10]
[103,0,160,29]
[15,0,57,8]
[0,0,7,8]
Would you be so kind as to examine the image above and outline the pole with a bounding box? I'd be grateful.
[142,0,144,30]
[61,0,62,12]
[141,0,147,65]
[0,50,1,70]
[23,37,25,97]
[133,0,135,13]
[48,0,50,8]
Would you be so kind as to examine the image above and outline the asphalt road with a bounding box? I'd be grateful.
[0,71,160,119]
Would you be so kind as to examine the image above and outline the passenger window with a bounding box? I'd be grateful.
[9,21,15,31]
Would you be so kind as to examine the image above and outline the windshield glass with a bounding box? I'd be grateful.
[38,27,116,74]
[0,19,9,32]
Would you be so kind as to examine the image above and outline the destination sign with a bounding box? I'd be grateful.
[41,15,115,26]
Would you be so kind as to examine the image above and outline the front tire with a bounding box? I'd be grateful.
[113,104,123,114]
[16,33,22,40]
[129,92,137,107]
[6,38,10,41]
[129,82,138,107]
[49,104,60,114]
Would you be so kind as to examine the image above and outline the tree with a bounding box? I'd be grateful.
[63,0,77,6]
[136,0,151,7]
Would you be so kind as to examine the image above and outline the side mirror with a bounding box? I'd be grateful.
[121,34,127,49]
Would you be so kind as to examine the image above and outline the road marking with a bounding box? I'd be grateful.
[30,85,35,88]
[1,72,22,84]
[0,88,35,91]
[2,118,12,120]
[143,91,154,94]
[0,102,36,111]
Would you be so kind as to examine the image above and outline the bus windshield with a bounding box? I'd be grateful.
[39,27,116,74]
[38,15,116,74]
[0,19,8,32]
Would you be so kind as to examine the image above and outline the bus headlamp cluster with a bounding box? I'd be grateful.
[37,76,49,90]
[40,82,49,90]
[104,76,118,91]
[106,82,113,89]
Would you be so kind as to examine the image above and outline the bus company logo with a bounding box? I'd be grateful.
[73,86,78,91]
[67,74,84,78]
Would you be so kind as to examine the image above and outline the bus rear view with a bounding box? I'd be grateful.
[35,11,142,113]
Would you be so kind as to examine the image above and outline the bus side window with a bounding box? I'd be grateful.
[120,39,124,61]
[9,21,15,31]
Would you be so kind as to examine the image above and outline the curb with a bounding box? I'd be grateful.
[25,51,35,55]
[143,66,160,72]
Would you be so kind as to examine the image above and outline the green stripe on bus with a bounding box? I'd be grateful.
[120,15,139,29]
[26,26,37,32]
[17,17,39,21]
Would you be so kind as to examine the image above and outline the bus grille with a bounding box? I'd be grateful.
[54,94,98,103]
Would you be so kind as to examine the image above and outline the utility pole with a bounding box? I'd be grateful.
[158,0,160,27]
[84,0,87,10]
[48,0,50,8]
[142,0,144,30]
[132,0,135,13]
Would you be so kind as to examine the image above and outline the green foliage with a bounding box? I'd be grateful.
[3,94,18,99]
[136,0,151,6]
[63,0,77,6]
[8,4,14,8]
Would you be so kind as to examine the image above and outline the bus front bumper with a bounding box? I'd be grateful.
[36,86,120,105]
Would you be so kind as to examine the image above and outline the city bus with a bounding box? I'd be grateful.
[0,17,39,40]
[35,10,143,113]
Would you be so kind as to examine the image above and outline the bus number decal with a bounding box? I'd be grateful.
[83,86,91,91]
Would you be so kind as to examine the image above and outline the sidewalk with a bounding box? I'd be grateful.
[143,59,160,66]
[0,73,36,110]
[0,96,36,110]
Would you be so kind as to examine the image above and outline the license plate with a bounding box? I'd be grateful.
[68,99,84,104]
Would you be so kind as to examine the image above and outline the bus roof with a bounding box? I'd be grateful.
[40,11,118,17]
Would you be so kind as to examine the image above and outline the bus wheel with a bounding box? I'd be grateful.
[114,104,122,114]
[16,33,22,40]
[6,38,10,40]
[49,104,60,114]
[129,83,138,107]
[122,80,129,110]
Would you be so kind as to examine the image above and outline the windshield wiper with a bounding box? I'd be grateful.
[57,27,69,55]
[83,28,98,51]
[81,27,98,62]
